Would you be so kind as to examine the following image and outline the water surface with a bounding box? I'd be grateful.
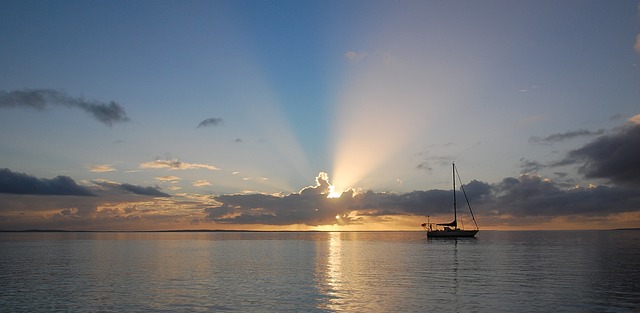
[1,230,638,312]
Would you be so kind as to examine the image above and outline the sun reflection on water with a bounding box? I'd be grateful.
[321,232,344,310]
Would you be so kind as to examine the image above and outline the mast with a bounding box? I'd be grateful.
[456,165,480,230]
[452,162,457,226]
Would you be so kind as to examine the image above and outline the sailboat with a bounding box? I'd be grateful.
[421,163,479,238]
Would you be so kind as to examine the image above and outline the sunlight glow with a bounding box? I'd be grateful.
[331,51,435,192]
[327,185,342,198]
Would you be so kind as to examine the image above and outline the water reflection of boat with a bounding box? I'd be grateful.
[421,163,479,238]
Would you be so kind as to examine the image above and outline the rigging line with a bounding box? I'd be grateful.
[455,166,480,230]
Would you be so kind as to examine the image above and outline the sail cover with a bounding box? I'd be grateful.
[437,220,457,227]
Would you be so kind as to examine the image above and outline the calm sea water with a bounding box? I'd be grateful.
[1,230,639,312]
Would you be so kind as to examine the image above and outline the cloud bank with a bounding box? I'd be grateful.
[202,172,639,228]
[1,118,638,230]
[565,123,640,186]
[0,168,94,196]
[0,89,129,126]
[1,165,638,230]
[0,170,180,230]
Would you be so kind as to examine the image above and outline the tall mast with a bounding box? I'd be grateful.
[452,162,457,225]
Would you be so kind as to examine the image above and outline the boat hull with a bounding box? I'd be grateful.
[427,229,478,238]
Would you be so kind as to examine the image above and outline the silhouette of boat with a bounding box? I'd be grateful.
[421,163,479,238]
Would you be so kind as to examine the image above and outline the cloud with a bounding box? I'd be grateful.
[565,123,640,186]
[193,180,211,187]
[1,168,638,230]
[466,175,640,228]
[0,89,129,126]
[0,169,201,231]
[88,164,116,173]
[197,117,223,128]
[118,184,171,197]
[205,172,354,226]
[204,171,640,229]
[0,193,198,231]
[416,162,433,171]
[140,158,219,171]
[529,129,605,144]
[635,34,640,54]
[241,177,268,182]
[204,172,489,227]
[92,180,171,197]
[519,158,546,174]
[0,168,94,196]
[156,176,181,182]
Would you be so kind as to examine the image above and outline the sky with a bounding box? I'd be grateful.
[1,0,639,231]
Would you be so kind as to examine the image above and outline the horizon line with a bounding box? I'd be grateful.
[1,228,639,233]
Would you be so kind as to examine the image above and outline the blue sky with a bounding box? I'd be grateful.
[1,0,639,230]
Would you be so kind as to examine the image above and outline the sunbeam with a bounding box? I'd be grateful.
[330,51,436,193]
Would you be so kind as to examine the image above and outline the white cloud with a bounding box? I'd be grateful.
[242,177,268,182]
[193,180,212,187]
[140,159,219,171]
[156,175,181,182]
[88,164,116,173]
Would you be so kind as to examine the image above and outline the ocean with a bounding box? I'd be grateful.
[1,230,638,312]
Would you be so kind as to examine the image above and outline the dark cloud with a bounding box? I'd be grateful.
[0,169,187,230]
[416,162,433,171]
[197,117,223,128]
[203,169,640,228]
[206,173,351,226]
[553,172,568,178]
[529,129,605,144]
[565,124,640,186]
[117,183,171,197]
[0,169,170,198]
[0,168,94,196]
[520,158,546,173]
[205,172,494,226]
[0,89,129,126]
[1,168,638,230]
[93,181,171,197]
[481,174,640,227]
